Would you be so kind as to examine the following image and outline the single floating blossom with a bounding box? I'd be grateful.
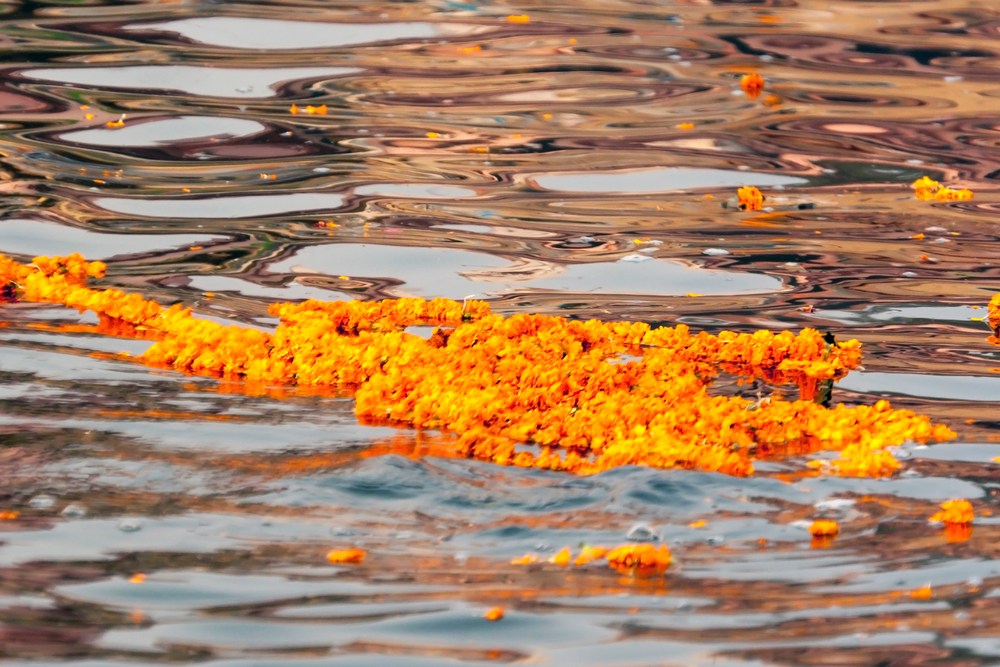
[911,175,973,201]
[929,499,974,525]
[606,544,672,575]
[988,294,1000,341]
[808,519,839,537]
[737,185,765,211]
[550,546,572,566]
[483,606,505,621]
[326,548,367,564]
[740,73,765,99]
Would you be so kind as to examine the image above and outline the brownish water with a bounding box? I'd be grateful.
[1,1,1000,664]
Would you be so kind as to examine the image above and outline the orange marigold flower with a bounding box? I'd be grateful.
[483,606,505,621]
[987,294,1000,340]
[809,519,839,537]
[326,548,366,564]
[0,510,19,520]
[737,185,765,211]
[573,545,608,566]
[740,72,765,99]
[550,546,572,566]
[606,544,672,574]
[909,584,933,600]
[929,499,974,525]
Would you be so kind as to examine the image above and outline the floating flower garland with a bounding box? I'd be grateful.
[0,253,956,477]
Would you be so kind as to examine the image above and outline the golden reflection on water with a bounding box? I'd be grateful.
[1,0,1000,664]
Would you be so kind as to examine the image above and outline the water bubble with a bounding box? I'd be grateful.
[28,495,56,510]
[901,271,918,278]
[619,254,652,263]
[702,248,730,256]
[118,518,142,533]
[706,535,725,546]
[814,498,856,513]
[61,504,87,519]
[626,524,660,542]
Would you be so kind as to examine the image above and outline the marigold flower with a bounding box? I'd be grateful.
[484,606,505,621]
[326,548,366,564]
[0,253,957,481]
[606,544,672,574]
[573,545,608,566]
[737,185,765,211]
[929,499,974,525]
[0,510,19,520]
[550,547,572,566]
[128,573,146,584]
[985,294,1000,339]
[511,553,538,565]
[909,584,933,600]
[740,73,765,99]
[809,519,839,537]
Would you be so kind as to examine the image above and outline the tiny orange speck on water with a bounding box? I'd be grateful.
[506,14,530,23]
[910,584,933,600]
[676,122,695,130]
[484,606,505,621]
[0,510,19,520]
[128,573,146,584]
[326,548,366,564]
[689,519,707,528]
[511,553,538,565]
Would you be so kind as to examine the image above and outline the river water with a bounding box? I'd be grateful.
[1,1,1000,665]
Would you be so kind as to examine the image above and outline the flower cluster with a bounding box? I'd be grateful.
[912,176,973,201]
[0,253,956,478]
[512,543,671,575]
[737,185,765,211]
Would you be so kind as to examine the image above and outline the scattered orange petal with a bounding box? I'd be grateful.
[128,573,146,584]
[506,14,531,23]
[910,584,933,600]
[740,73,765,99]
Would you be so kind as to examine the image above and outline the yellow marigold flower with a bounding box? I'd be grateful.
[808,519,839,537]
[550,547,572,566]
[606,544,672,574]
[483,606,504,621]
[740,73,765,99]
[511,553,538,565]
[326,548,366,564]
[988,294,1000,340]
[929,499,974,525]
[737,185,765,211]
[573,545,608,566]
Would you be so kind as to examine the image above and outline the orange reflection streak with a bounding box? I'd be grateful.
[0,253,957,478]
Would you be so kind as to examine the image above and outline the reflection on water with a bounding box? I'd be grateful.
[2,0,1000,664]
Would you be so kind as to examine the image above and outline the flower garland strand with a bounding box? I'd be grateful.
[0,253,956,477]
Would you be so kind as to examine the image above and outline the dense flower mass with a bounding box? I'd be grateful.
[911,176,974,201]
[0,253,957,478]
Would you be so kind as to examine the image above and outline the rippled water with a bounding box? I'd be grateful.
[2,1,1000,664]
